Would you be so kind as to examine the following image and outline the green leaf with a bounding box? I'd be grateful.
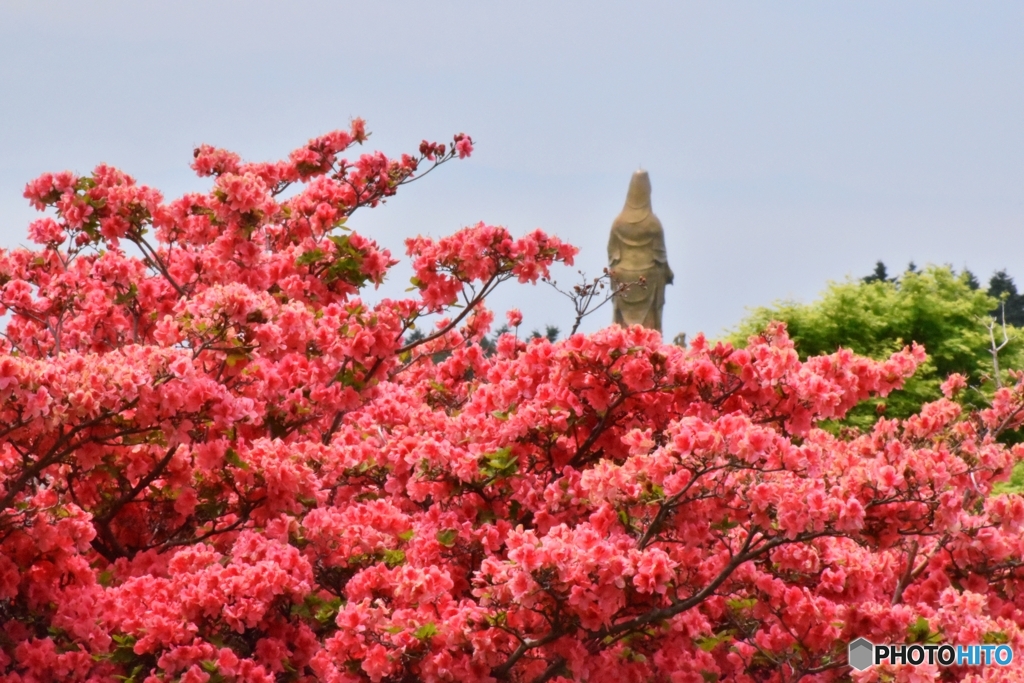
[224,448,249,470]
[983,630,1009,645]
[710,517,739,532]
[334,366,366,391]
[108,635,138,665]
[695,630,734,652]
[315,597,343,624]
[114,283,138,306]
[321,234,371,287]
[617,508,631,528]
[725,597,757,612]
[291,600,312,620]
[436,529,458,547]
[398,529,415,542]
[225,350,249,368]
[646,483,665,500]
[413,622,438,640]
[618,647,647,663]
[476,506,497,525]
[382,549,405,568]
[906,616,942,644]
[479,447,517,481]
[296,248,326,267]
[485,611,507,627]
[491,406,515,421]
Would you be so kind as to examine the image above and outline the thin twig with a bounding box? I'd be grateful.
[546,269,633,335]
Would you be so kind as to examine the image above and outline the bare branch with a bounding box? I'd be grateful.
[546,269,635,336]
[983,302,1012,389]
[891,539,918,605]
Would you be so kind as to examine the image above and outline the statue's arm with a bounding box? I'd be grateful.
[607,231,622,266]
[653,234,674,284]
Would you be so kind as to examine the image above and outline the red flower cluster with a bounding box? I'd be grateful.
[2,124,1024,682]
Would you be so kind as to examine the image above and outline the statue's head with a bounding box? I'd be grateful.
[621,169,652,223]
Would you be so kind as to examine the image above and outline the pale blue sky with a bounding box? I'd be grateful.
[2,2,1022,339]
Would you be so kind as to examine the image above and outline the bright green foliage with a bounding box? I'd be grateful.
[729,265,1024,431]
[993,464,1024,495]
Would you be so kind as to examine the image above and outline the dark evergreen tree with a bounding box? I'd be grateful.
[962,269,981,291]
[988,270,1024,326]
[531,325,560,343]
[862,261,891,284]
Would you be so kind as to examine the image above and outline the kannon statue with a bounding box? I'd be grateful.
[607,170,673,332]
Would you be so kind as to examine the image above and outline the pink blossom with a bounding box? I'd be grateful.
[455,134,474,159]
[505,308,523,328]
[941,372,968,398]
[2,123,1024,683]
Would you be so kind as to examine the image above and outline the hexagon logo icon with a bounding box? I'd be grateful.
[848,638,874,671]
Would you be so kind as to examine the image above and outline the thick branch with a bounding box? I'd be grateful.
[530,656,567,683]
[592,530,765,642]
[491,630,566,681]
[0,408,132,512]
[891,539,918,605]
[95,444,179,525]
[569,393,629,468]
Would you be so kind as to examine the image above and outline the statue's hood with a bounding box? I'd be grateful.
[617,170,652,223]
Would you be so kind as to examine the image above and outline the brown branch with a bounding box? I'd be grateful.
[90,444,179,561]
[322,410,345,446]
[569,393,629,468]
[94,445,179,525]
[636,465,719,549]
[991,402,1024,438]
[0,406,134,512]
[491,630,566,681]
[130,234,186,297]
[590,530,810,643]
[796,660,847,680]
[155,500,258,551]
[530,656,567,683]
[891,539,918,605]
[397,272,506,355]
[546,270,624,337]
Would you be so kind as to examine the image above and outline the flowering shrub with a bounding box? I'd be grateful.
[2,123,1024,683]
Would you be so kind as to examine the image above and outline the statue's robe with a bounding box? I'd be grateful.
[608,170,674,332]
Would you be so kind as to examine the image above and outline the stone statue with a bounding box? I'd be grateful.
[607,170,673,332]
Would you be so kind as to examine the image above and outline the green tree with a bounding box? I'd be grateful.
[729,264,1023,431]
